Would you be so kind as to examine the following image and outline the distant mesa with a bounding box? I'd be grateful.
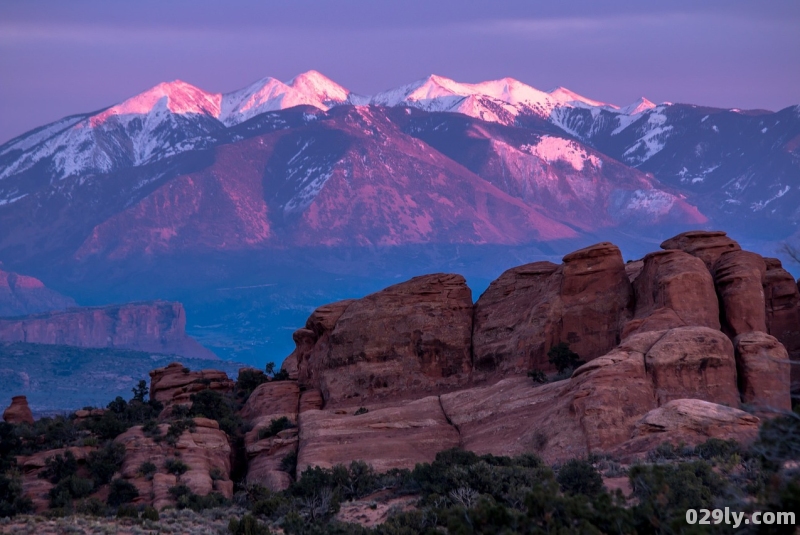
[0,267,76,317]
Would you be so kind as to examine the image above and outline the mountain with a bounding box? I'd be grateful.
[0,266,76,317]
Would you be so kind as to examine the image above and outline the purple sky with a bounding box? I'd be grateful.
[2,0,799,144]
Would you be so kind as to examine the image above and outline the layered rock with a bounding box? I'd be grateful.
[16,446,95,512]
[624,250,719,337]
[240,381,301,491]
[115,417,233,510]
[294,299,355,387]
[660,230,741,271]
[734,332,791,411]
[612,399,760,460]
[763,258,800,393]
[0,268,76,317]
[0,301,215,359]
[3,395,33,424]
[149,362,234,410]
[712,251,767,337]
[297,396,460,474]
[472,242,632,375]
[299,275,473,406]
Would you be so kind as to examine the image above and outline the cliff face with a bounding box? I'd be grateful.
[0,301,215,360]
[0,267,76,317]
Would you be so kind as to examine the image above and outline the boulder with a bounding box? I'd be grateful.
[297,396,460,473]
[3,395,34,425]
[660,230,741,271]
[712,251,767,337]
[295,300,355,386]
[149,362,234,410]
[302,274,473,406]
[763,258,800,394]
[625,250,719,337]
[612,399,760,460]
[734,332,791,411]
[115,417,232,509]
[472,243,632,376]
[644,327,739,407]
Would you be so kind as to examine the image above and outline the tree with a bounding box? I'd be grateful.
[131,380,148,403]
[265,362,276,377]
[547,343,584,374]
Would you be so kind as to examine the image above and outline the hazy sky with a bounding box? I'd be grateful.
[1,0,798,143]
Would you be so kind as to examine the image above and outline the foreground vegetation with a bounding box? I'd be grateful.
[1,362,798,534]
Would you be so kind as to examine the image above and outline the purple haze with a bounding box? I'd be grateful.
[1,0,798,143]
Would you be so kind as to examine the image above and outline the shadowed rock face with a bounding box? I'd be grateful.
[0,268,76,317]
[472,242,632,377]
[300,274,473,407]
[0,301,215,360]
[763,258,800,394]
[712,251,767,337]
[734,332,791,412]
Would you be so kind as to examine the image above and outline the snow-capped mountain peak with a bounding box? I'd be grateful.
[288,70,350,105]
[619,97,657,115]
[547,86,618,110]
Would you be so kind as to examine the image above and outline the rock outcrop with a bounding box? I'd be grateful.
[660,230,742,271]
[0,301,215,359]
[472,243,632,376]
[624,250,719,337]
[240,381,301,491]
[115,417,233,510]
[298,275,473,407]
[0,268,76,317]
[149,362,234,410]
[734,332,791,411]
[712,251,767,337]
[763,258,800,393]
[3,395,34,424]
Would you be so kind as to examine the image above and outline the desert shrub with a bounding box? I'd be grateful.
[556,459,603,497]
[210,467,225,481]
[272,369,290,382]
[164,457,189,476]
[164,417,196,446]
[258,416,296,440]
[236,368,269,401]
[141,505,160,521]
[168,483,231,511]
[86,441,126,485]
[252,491,291,517]
[0,422,22,470]
[116,503,139,518]
[752,409,800,469]
[138,460,157,479]
[229,514,272,535]
[547,343,584,374]
[527,369,547,384]
[694,437,741,463]
[354,407,369,415]
[107,478,139,506]
[48,475,94,508]
[0,473,34,517]
[189,389,243,436]
[75,496,106,516]
[131,379,149,403]
[281,450,298,474]
[39,450,78,483]
[17,416,79,453]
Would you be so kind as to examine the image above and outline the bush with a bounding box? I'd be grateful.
[556,459,603,496]
[39,450,78,483]
[280,450,298,474]
[0,473,34,517]
[169,484,231,511]
[694,438,741,462]
[164,457,190,476]
[229,514,272,535]
[527,369,548,384]
[87,441,126,485]
[236,368,269,400]
[107,478,139,506]
[75,497,106,516]
[141,505,159,521]
[354,407,369,416]
[188,389,243,436]
[116,503,139,518]
[547,343,584,374]
[48,475,94,508]
[139,460,158,479]
[258,416,296,440]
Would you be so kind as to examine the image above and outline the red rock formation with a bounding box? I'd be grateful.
[624,250,719,337]
[149,362,234,410]
[763,258,800,394]
[712,251,767,337]
[734,332,791,411]
[294,299,354,387]
[0,268,76,317]
[0,301,215,359]
[611,399,760,460]
[17,446,95,512]
[297,396,460,474]
[2,395,34,424]
[472,242,632,375]
[660,230,741,271]
[300,275,473,407]
[239,381,301,491]
[115,418,233,510]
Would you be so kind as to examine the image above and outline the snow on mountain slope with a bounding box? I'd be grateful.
[547,87,617,110]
